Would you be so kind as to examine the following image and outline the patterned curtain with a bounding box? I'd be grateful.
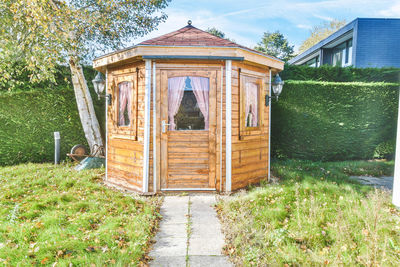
[245,82,258,127]
[168,77,186,130]
[118,81,132,126]
[190,76,210,130]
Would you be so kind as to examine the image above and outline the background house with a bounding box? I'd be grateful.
[289,18,400,68]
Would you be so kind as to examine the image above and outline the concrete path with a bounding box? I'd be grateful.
[349,176,394,190]
[149,195,233,267]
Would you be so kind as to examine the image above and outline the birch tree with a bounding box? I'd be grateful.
[0,0,170,153]
[299,19,347,53]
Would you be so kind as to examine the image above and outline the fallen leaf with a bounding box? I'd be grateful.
[86,246,95,252]
[41,257,48,264]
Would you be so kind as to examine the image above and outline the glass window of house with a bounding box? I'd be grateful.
[168,76,209,131]
[345,39,353,65]
[332,42,346,67]
[118,81,132,126]
[304,56,320,67]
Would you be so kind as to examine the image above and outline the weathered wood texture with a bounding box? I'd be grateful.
[230,62,270,191]
[106,61,145,192]
[105,60,270,193]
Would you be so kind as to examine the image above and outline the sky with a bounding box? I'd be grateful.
[131,0,400,52]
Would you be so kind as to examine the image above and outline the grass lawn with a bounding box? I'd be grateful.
[0,163,161,266]
[217,160,400,266]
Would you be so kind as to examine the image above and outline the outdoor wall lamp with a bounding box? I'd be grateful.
[265,74,285,106]
[92,71,106,100]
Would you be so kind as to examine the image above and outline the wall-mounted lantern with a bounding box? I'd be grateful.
[265,74,285,106]
[92,71,105,100]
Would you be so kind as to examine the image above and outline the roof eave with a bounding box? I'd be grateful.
[93,45,284,72]
[289,18,358,64]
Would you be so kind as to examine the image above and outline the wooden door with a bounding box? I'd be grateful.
[160,69,217,190]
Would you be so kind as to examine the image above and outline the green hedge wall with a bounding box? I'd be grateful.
[281,64,400,83]
[271,81,399,161]
[0,88,103,166]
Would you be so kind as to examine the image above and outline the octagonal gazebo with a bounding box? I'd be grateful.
[93,22,284,193]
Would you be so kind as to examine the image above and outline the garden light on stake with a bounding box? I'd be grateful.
[92,71,105,100]
[265,74,284,106]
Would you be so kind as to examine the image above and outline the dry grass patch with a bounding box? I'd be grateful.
[217,160,400,266]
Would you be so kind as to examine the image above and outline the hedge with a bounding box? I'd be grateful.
[0,88,104,166]
[281,64,400,83]
[271,80,399,161]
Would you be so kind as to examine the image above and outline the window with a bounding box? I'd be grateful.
[345,39,353,65]
[303,56,320,67]
[332,42,346,67]
[245,82,259,127]
[118,81,132,126]
[111,71,138,140]
[240,74,263,137]
[332,39,353,67]
[168,76,209,131]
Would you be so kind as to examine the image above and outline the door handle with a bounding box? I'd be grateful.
[162,120,170,133]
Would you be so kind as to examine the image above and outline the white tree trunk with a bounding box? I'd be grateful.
[69,57,103,155]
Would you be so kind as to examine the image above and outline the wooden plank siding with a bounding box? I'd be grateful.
[230,62,270,191]
[105,59,270,193]
[158,67,218,190]
[106,61,145,192]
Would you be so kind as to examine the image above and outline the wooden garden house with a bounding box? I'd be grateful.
[93,22,284,193]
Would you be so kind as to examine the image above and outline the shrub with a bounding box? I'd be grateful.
[271,80,399,161]
[0,88,104,166]
[374,140,396,160]
[281,64,400,83]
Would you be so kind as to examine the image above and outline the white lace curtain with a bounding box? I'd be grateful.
[245,82,258,127]
[190,77,209,130]
[168,77,186,130]
[118,81,132,126]
[168,76,210,130]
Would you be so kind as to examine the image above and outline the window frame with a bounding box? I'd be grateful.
[239,72,264,138]
[110,72,138,140]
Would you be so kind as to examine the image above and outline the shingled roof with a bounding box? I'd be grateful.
[138,24,239,47]
[93,23,284,71]
[137,23,282,62]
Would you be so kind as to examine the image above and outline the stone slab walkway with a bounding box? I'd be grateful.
[349,176,394,190]
[149,195,232,267]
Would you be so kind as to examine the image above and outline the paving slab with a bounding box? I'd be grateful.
[149,237,187,257]
[189,255,233,267]
[149,195,232,266]
[189,195,226,257]
[350,176,393,190]
[188,237,225,256]
[149,196,189,262]
[150,256,186,267]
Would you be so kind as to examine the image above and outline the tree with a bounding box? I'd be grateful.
[254,31,294,62]
[206,27,235,42]
[0,0,170,154]
[299,19,347,53]
[206,27,226,39]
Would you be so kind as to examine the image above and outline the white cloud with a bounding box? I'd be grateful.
[379,2,400,17]
[297,24,312,29]
[313,14,334,21]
